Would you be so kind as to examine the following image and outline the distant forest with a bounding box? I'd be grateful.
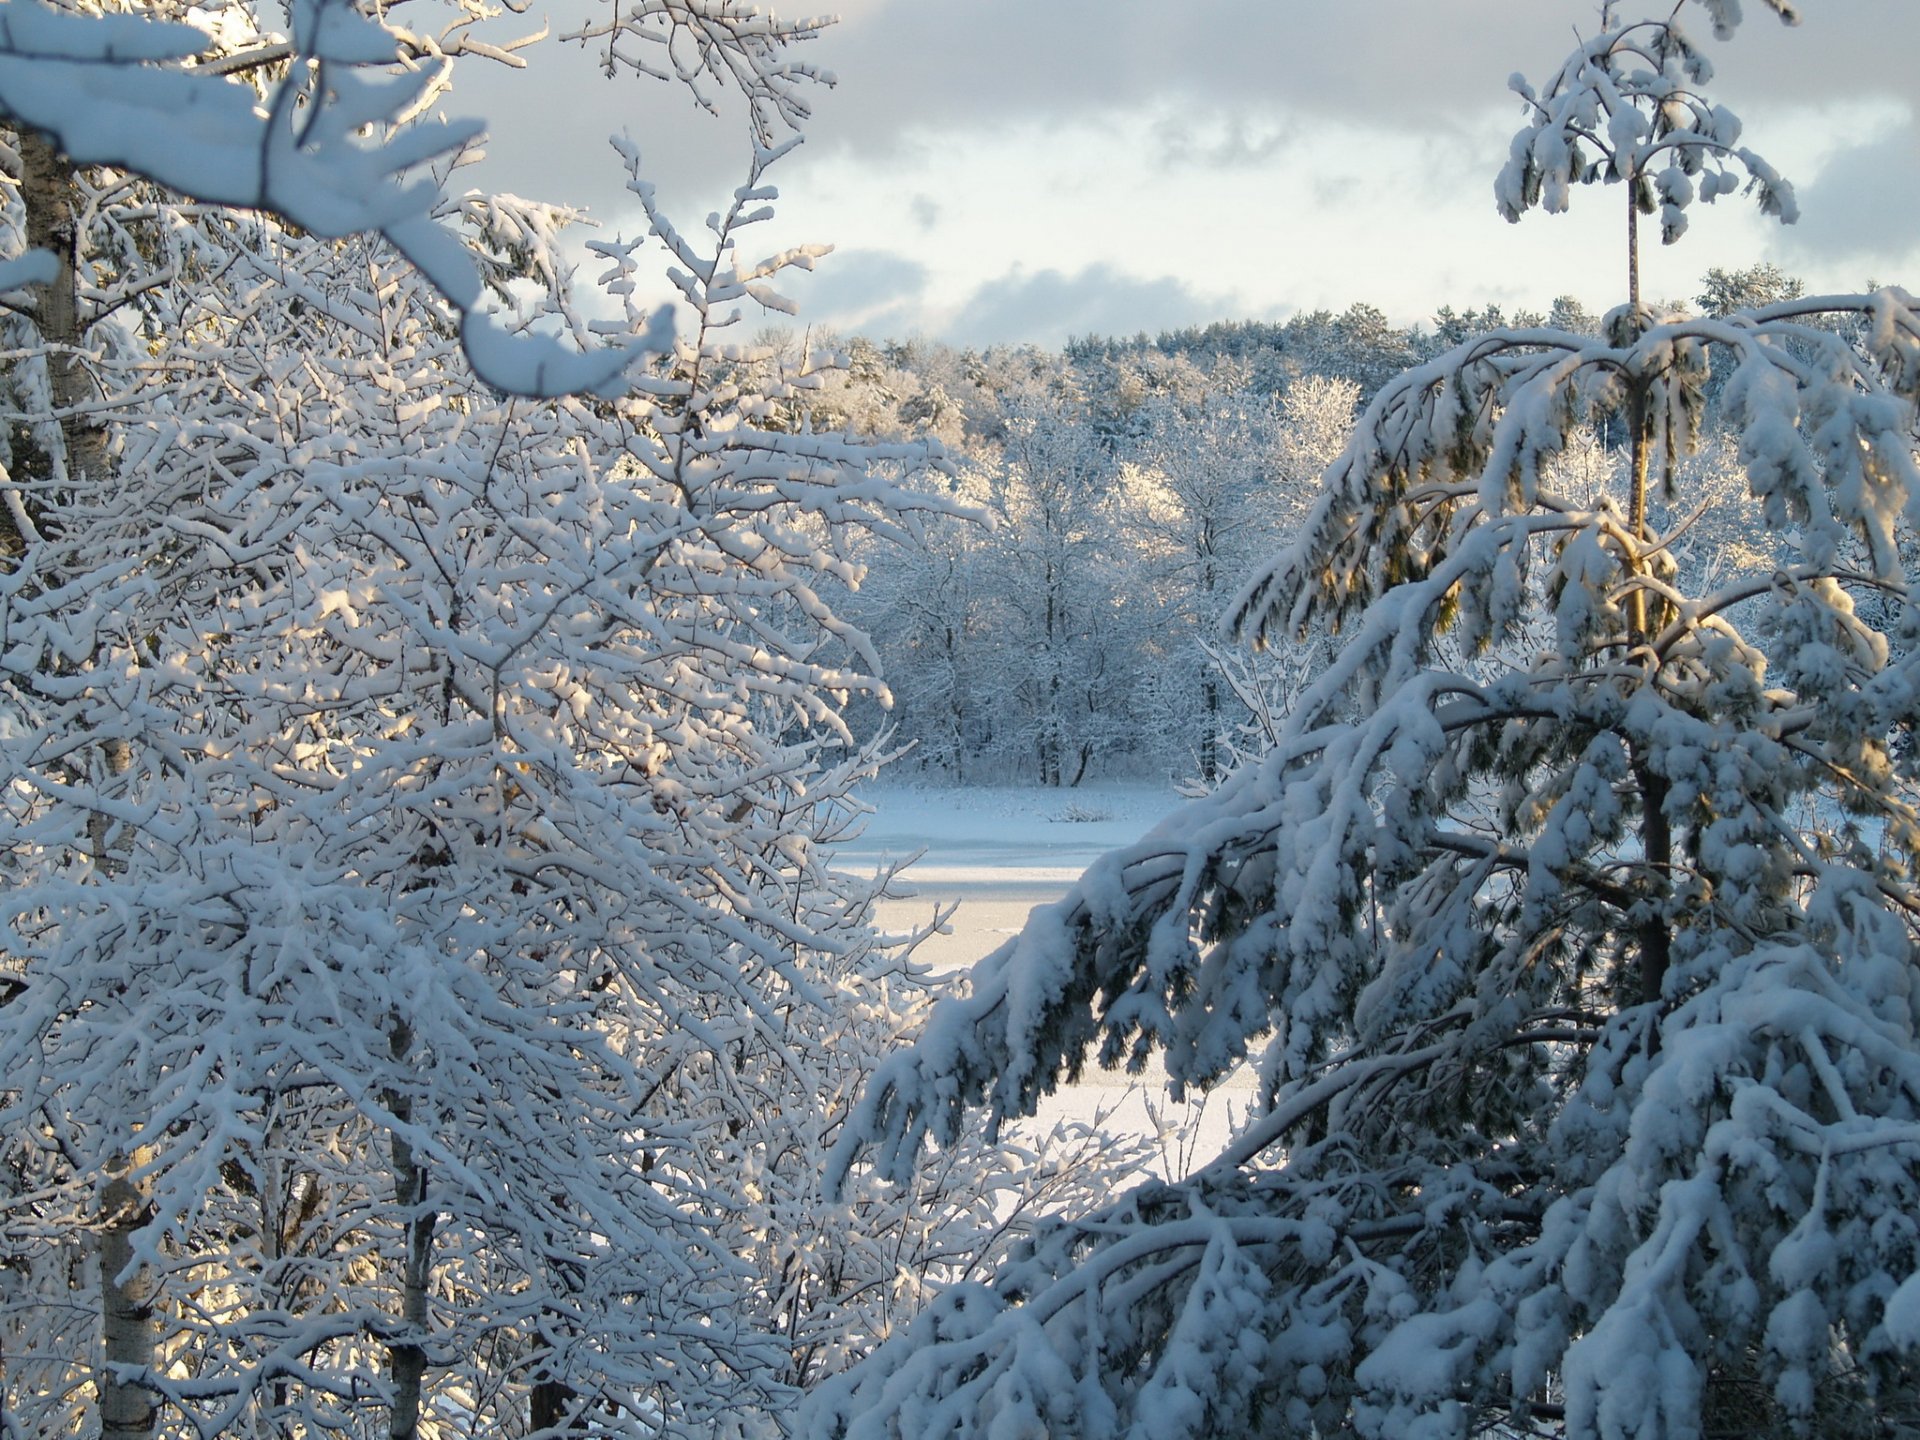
[778,262,1812,785]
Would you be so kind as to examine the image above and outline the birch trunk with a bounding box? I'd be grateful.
[20,126,158,1440]
[19,130,111,493]
[385,1022,435,1440]
[97,1164,155,1440]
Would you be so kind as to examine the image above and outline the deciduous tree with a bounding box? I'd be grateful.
[0,3,1038,1436]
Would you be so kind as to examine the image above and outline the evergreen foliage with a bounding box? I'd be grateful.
[815,6,1920,1437]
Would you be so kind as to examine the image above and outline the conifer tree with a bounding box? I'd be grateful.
[816,6,1920,1437]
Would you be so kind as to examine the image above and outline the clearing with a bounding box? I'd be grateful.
[839,781,1252,1178]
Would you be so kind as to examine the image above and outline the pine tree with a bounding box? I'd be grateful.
[814,6,1920,1438]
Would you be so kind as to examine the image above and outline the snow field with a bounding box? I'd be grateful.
[842,782,1255,1179]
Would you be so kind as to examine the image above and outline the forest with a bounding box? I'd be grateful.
[1,1,1918,1439]
[780,271,1798,789]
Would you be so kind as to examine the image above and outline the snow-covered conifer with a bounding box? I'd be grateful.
[814,7,1920,1438]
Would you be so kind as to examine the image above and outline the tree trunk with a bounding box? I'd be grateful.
[1624,163,1649,646]
[19,130,111,494]
[1200,671,1220,783]
[1626,367,1674,1009]
[1043,585,1061,787]
[1200,541,1221,784]
[387,1131,431,1440]
[1622,170,1674,1013]
[385,1023,435,1440]
[943,622,966,783]
[22,129,160,1440]
[530,1375,582,1435]
[98,1165,155,1440]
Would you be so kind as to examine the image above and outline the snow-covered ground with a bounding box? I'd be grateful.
[839,781,1254,1179]
[837,781,1186,969]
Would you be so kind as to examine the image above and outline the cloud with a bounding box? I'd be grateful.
[1688,0,1916,109]
[789,249,932,334]
[1311,173,1361,209]
[945,263,1240,349]
[451,0,785,227]
[801,0,1914,166]
[810,0,1544,143]
[1773,117,1920,281]
[453,3,1918,261]
[1154,109,1296,171]
[443,2,1920,353]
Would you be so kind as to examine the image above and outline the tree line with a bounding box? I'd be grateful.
[783,257,1818,788]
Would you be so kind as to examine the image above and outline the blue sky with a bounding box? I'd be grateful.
[461,0,1919,349]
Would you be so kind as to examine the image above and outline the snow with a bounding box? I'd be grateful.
[0,0,670,399]
[841,783,1183,899]
[838,782,1187,977]
[839,781,1253,1175]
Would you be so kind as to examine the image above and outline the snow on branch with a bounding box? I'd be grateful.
[562,0,837,148]
[819,281,1920,1439]
[0,0,662,396]
[1497,4,1800,247]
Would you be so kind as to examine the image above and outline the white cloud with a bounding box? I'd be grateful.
[450,2,1917,346]
[1153,109,1298,171]
[945,262,1241,349]
[1772,111,1920,283]
[786,249,933,339]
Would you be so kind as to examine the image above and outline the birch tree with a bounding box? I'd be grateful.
[0,2,1034,1435]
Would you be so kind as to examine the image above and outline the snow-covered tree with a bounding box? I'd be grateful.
[0,0,844,395]
[1120,392,1272,783]
[839,480,998,782]
[0,137,929,1437]
[1185,373,1362,775]
[811,6,1920,1439]
[836,353,1360,785]
[1117,366,1355,784]
[0,4,1067,1436]
[984,395,1137,787]
[1697,262,1806,318]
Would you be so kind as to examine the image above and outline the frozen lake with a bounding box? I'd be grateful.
[836,781,1186,968]
[837,782,1256,1179]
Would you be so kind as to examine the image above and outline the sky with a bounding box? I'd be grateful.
[458,0,1919,351]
